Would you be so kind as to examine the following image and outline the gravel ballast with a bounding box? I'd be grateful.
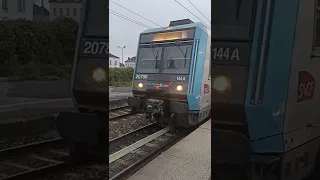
[109,113,151,140]
[0,130,60,150]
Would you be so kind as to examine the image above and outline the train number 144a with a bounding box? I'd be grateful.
[212,48,240,61]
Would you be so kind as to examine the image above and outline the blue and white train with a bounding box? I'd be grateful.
[211,0,320,180]
[127,19,211,127]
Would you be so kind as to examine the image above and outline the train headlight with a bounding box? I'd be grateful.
[92,67,106,83]
[138,83,144,88]
[177,85,183,91]
[213,76,230,92]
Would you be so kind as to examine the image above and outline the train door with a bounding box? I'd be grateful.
[72,0,109,111]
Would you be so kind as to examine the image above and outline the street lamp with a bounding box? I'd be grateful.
[117,46,126,65]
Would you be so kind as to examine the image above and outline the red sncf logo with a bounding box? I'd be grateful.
[204,84,210,94]
[297,71,316,102]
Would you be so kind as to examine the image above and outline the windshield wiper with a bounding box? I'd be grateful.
[175,41,189,68]
[149,44,160,69]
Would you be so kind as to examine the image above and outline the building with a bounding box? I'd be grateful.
[109,53,120,68]
[125,56,136,69]
[119,63,126,68]
[49,0,82,23]
[33,4,50,22]
[0,0,49,21]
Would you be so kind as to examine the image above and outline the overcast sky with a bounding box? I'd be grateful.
[109,0,211,64]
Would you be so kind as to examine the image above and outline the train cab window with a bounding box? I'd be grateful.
[136,47,162,73]
[313,1,320,49]
[162,44,192,74]
[212,0,255,40]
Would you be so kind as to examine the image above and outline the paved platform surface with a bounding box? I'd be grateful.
[128,120,211,180]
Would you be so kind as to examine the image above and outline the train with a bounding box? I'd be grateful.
[55,0,110,161]
[211,0,320,180]
[55,0,320,179]
[127,19,211,128]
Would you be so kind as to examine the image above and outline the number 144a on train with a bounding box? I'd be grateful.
[212,48,240,61]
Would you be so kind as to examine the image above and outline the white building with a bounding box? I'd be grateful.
[119,63,126,68]
[0,0,49,21]
[125,56,136,69]
[109,53,120,68]
[49,0,82,23]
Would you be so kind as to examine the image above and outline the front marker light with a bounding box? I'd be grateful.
[213,76,230,92]
[177,85,183,91]
[138,83,144,88]
[92,67,106,83]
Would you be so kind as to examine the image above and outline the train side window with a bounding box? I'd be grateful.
[313,1,320,50]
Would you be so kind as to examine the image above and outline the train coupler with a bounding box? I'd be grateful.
[127,96,146,112]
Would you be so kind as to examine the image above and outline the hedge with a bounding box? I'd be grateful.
[109,67,134,87]
[0,17,134,87]
[0,17,78,78]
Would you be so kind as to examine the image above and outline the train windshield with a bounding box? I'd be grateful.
[162,44,192,74]
[136,43,192,74]
[136,47,162,73]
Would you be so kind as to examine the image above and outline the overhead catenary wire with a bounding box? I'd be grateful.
[173,0,211,29]
[109,0,163,27]
[187,0,211,24]
[109,9,152,29]
[109,11,151,29]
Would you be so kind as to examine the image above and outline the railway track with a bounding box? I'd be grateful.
[0,103,184,180]
[0,103,140,180]
[0,121,193,180]
[109,125,195,180]
[0,138,68,180]
[109,105,138,121]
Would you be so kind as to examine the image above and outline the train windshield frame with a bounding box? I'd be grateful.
[136,41,193,74]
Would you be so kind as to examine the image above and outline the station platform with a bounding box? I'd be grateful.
[128,119,211,180]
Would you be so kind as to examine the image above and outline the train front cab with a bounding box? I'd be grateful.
[212,0,320,180]
[128,21,211,127]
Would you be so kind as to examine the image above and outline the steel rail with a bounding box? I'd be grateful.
[109,127,195,180]
[0,138,63,159]
[109,123,157,143]
[0,138,67,180]
[109,126,173,164]
[109,106,136,121]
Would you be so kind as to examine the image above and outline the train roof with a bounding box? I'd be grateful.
[141,22,210,35]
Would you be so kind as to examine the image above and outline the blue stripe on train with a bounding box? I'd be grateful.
[187,27,208,111]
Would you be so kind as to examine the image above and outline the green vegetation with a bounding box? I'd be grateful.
[0,18,134,87]
[109,67,134,87]
[0,17,77,80]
